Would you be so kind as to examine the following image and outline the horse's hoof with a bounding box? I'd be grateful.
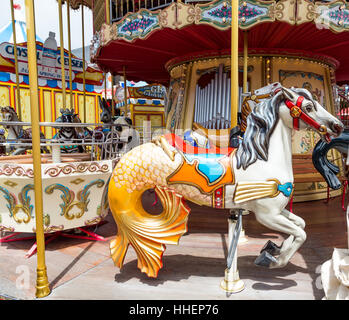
[260,240,281,256]
[254,250,278,267]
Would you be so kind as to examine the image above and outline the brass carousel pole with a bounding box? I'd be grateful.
[24,0,50,298]
[123,66,127,114]
[221,0,245,294]
[243,31,248,94]
[81,4,86,122]
[10,0,21,120]
[230,0,239,128]
[58,0,67,110]
[111,75,115,118]
[105,0,110,24]
[66,0,74,110]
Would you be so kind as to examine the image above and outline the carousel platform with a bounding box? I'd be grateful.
[0,195,347,300]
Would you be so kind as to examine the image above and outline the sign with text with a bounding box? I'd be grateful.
[0,41,87,81]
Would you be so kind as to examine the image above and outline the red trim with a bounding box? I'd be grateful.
[284,96,331,142]
[214,187,224,208]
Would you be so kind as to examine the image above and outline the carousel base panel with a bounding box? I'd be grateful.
[0,196,347,300]
[0,222,108,258]
[292,188,342,203]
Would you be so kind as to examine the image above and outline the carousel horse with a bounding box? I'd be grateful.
[96,97,140,158]
[0,106,49,155]
[53,108,85,153]
[312,129,349,191]
[107,86,343,278]
[0,128,6,155]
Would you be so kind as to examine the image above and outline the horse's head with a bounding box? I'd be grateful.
[113,116,139,152]
[54,108,76,135]
[254,82,282,96]
[1,106,18,129]
[60,108,75,123]
[279,87,343,142]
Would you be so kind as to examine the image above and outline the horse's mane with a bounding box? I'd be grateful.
[236,91,284,170]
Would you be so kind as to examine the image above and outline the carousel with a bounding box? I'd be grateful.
[1,0,349,300]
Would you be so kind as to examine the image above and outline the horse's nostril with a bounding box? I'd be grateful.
[333,123,344,135]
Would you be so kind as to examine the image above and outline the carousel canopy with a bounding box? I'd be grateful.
[94,21,349,85]
[0,19,43,44]
[92,0,349,85]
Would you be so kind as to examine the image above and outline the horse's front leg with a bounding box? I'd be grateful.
[254,203,307,268]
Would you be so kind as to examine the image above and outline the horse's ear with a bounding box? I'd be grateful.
[281,87,297,101]
[98,96,104,109]
[124,117,133,126]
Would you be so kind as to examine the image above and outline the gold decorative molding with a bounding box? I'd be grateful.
[44,162,110,178]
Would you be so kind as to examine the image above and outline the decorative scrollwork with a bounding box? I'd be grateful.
[0,164,34,178]
[45,179,105,221]
[0,184,34,224]
[187,6,201,24]
[0,225,15,232]
[273,2,285,21]
[44,162,109,177]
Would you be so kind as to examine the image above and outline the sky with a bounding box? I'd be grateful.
[0,0,94,50]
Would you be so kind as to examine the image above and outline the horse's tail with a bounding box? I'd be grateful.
[108,143,190,277]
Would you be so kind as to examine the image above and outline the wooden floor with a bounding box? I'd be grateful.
[0,194,347,300]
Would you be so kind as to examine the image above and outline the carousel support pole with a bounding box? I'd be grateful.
[66,0,74,111]
[58,0,67,110]
[230,0,238,128]
[104,73,108,101]
[243,31,248,94]
[25,0,50,298]
[52,145,61,163]
[239,30,250,243]
[221,0,244,294]
[123,66,127,114]
[105,0,110,24]
[82,4,87,122]
[10,0,21,120]
[111,75,115,118]
[220,210,245,293]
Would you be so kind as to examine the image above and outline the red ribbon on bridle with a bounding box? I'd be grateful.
[284,96,331,141]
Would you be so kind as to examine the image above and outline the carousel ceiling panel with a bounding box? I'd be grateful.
[93,20,349,84]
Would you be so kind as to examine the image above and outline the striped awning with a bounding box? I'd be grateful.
[0,20,43,44]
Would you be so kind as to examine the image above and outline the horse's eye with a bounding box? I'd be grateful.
[305,105,312,113]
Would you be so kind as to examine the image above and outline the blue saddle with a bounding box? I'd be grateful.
[183,153,227,184]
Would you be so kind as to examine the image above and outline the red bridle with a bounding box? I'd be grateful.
[284,96,331,142]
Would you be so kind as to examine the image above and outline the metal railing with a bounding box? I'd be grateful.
[333,85,349,129]
[110,0,212,22]
[0,121,168,161]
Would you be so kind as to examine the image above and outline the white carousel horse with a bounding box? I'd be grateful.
[96,97,140,158]
[0,106,49,155]
[107,86,343,278]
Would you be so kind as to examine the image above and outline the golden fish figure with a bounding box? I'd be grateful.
[108,140,226,277]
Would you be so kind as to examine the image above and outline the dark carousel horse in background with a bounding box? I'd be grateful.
[53,108,86,153]
[0,106,49,155]
[312,128,349,210]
